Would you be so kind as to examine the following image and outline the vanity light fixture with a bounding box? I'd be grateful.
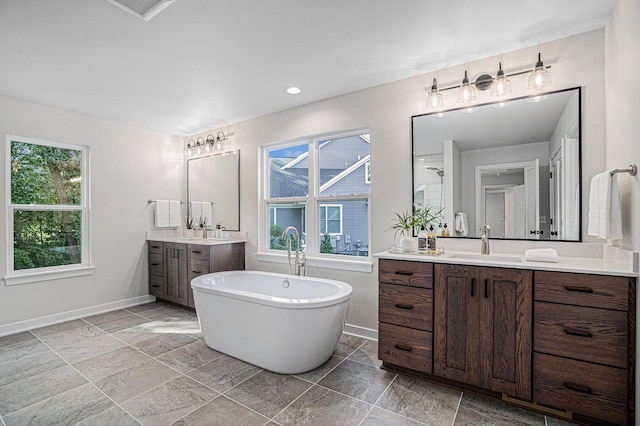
[456,70,476,104]
[205,134,215,152]
[186,139,194,156]
[490,62,512,98]
[215,131,228,151]
[527,53,552,91]
[426,78,444,109]
[195,137,205,155]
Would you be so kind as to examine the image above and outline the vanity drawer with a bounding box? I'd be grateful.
[534,353,627,425]
[148,253,164,276]
[379,259,433,288]
[148,241,163,254]
[534,271,628,311]
[379,322,432,374]
[187,244,209,261]
[534,301,627,368]
[149,274,163,297]
[379,283,432,331]
[188,259,210,280]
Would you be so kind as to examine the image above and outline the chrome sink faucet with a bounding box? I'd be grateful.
[282,226,306,275]
[481,224,491,255]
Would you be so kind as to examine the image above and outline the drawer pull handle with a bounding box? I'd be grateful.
[471,278,476,297]
[395,270,413,276]
[151,263,160,266]
[394,344,413,352]
[395,303,413,310]
[484,279,489,299]
[564,382,593,394]
[151,285,160,288]
[192,270,202,274]
[151,245,160,249]
[192,250,202,254]
[564,328,593,338]
[564,286,593,293]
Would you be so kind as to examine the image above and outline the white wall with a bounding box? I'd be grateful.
[0,96,182,327]
[605,0,640,252]
[188,30,607,333]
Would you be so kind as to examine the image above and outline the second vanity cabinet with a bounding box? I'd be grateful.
[378,256,635,425]
[148,240,245,308]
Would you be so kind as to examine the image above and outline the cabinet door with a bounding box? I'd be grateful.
[478,268,532,399]
[164,243,188,305]
[433,263,481,386]
[210,243,245,272]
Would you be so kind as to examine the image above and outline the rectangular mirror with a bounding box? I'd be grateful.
[187,150,240,230]
[412,87,581,241]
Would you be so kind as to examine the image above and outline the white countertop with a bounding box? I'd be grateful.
[147,236,246,246]
[375,249,639,278]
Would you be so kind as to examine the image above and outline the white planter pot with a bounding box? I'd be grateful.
[184,229,195,238]
[398,236,417,253]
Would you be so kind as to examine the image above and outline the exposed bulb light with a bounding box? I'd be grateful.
[205,134,215,152]
[186,139,194,156]
[286,87,301,95]
[490,62,512,98]
[426,78,444,109]
[456,70,476,104]
[527,53,552,92]
[215,131,228,151]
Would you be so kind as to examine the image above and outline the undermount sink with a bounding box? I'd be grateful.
[445,253,523,263]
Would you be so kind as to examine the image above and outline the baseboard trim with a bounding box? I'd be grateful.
[343,323,378,341]
[0,295,156,337]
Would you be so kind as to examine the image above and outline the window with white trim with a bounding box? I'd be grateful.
[6,135,90,282]
[262,130,370,259]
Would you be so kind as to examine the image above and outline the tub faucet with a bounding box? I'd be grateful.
[282,226,306,275]
[481,224,490,255]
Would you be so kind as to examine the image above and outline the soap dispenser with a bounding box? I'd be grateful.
[427,224,437,255]
[442,223,450,237]
[417,226,427,253]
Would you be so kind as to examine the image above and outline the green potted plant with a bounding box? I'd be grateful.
[184,217,196,238]
[389,206,443,252]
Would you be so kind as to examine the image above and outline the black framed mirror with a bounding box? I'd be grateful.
[412,87,581,241]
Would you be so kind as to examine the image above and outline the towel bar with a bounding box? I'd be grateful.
[610,164,637,176]
[147,199,184,205]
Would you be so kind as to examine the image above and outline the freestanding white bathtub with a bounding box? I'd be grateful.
[191,270,352,374]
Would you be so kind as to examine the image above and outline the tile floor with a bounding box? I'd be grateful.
[0,302,574,426]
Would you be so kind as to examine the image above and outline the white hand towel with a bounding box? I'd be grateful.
[189,201,202,221]
[588,171,622,240]
[455,212,468,237]
[169,200,181,227]
[155,200,171,227]
[524,248,559,263]
[201,202,213,226]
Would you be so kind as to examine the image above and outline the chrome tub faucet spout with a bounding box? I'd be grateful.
[282,226,306,275]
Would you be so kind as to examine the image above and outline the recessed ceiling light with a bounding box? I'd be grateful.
[286,87,301,95]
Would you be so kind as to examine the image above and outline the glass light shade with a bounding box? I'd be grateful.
[186,146,193,156]
[456,71,476,104]
[426,78,444,109]
[527,53,551,91]
[490,63,512,97]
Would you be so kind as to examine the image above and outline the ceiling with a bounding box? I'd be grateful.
[0,0,616,136]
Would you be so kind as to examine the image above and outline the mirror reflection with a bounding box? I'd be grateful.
[412,87,581,241]
[187,150,240,231]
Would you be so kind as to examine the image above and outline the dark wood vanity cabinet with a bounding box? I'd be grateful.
[433,264,532,400]
[148,241,245,308]
[532,271,634,425]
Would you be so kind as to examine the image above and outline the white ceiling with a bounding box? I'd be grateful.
[0,0,616,136]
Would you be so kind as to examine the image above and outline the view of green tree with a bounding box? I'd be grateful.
[11,141,83,270]
[320,233,334,254]
[270,223,299,251]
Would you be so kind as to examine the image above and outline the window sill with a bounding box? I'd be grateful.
[255,252,373,273]
[4,266,95,286]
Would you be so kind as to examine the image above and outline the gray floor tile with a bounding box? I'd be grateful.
[361,407,426,426]
[0,339,50,366]
[134,333,197,357]
[0,350,65,386]
[318,359,395,404]
[137,305,193,320]
[84,309,136,326]
[49,333,127,364]
[94,359,181,404]
[454,394,545,425]
[225,370,312,418]
[3,383,114,426]
[333,334,367,358]
[546,416,577,425]
[30,319,88,338]
[37,324,105,348]
[187,355,262,393]
[72,346,150,382]
[111,321,170,345]
[273,384,371,426]
[172,395,268,426]
[156,340,223,373]
[121,376,218,426]
[0,365,87,416]
[77,406,141,426]
[376,376,461,425]
[94,315,151,333]
[125,302,165,314]
[0,331,36,348]
[294,355,344,383]
[348,339,381,368]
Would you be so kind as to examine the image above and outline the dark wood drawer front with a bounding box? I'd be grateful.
[188,259,210,282]
[534,302,627,368]
[149,253,164,276]
[379,283,432,331]
[149,274,163,297]
[534,353,627,425]
[379,259,433,288]
[534,271,628,311]
[148,241,163,254]
[187,244,209,260]
[379,323,432,374]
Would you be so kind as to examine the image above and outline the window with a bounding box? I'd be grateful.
[261,130,370,265]
[5,135,91,284]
